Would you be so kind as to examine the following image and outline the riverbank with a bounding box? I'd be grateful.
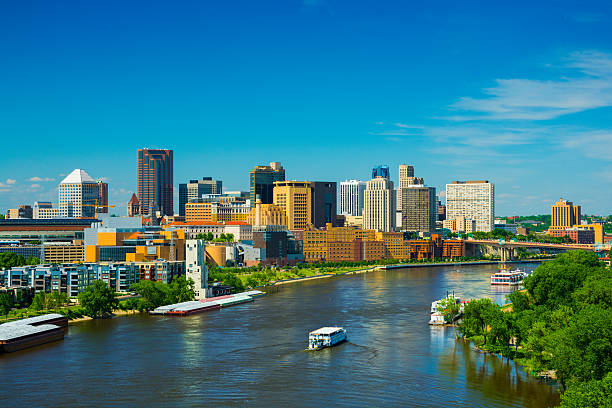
[259,259,545,289]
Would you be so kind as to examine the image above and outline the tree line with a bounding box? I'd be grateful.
[458,251,611,407]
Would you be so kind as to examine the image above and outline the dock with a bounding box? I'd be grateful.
[151,291,265,316]
[0,313,69,353]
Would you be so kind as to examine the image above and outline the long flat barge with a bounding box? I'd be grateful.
[0,313,69,353]
[151,291,263,316]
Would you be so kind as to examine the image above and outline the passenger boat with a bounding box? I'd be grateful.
[429,294,466,325]
[490,268,528,285]
[308,327,347,350]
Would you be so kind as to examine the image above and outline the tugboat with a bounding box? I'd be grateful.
[308,327,347,350]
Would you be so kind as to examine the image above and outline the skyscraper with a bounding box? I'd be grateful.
[273,181,311,230]
[363,177,396,232]
[339,180,366,216]
[250,162,285,207]
[58,169,99,218]
[137,149,173,216]
[401,185,437,233]
[371,165,390,179]
[396,164,424,212]
[446,180,495,232]
[550,199,581,231]
[97,181,109,214]
[178,177,223,216]
[310,182,337,228]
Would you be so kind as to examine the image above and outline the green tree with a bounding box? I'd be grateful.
[30,291,48,311]
[0,292,13,316]
[573,272,612,310]
[78,280,119,318]
[168,276,195,303]
[458,298,497,345]
[130,280,169,311]
[25,256,40,265]
[560,372,612,408]
[438,296,461,323]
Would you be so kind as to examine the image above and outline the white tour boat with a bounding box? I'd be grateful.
[490,268,528,285]
[429,294,466,325]
[308,327,347,350]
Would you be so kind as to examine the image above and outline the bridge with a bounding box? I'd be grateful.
[464,239,609,261]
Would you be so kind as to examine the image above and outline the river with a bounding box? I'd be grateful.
[0,263,560,407]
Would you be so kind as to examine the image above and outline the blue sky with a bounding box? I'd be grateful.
[1,0,611,216]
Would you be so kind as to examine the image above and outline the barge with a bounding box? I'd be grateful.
[0,313,68,353]
[308,327,347,350]
[151,291,263,316]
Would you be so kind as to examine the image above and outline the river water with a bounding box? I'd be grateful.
[0,263,560,407]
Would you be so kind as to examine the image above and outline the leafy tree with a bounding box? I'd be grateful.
[573,272,612,310]
[30,292,48,311]
[130,280,169,311]
[0,292,13,316]
[560,372,612,408]
[550,305,612,386]
[506,290,531,313]
[78,280,119,318]
[438,296,461,323]
[25,256,40,265]
[459,298,497,345]
[168,276,195,303]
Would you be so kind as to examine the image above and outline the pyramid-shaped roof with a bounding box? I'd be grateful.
[128,193,139,205]
[60,169,96,184]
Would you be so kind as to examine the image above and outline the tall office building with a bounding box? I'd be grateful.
[178,177,223,216]
[310,182,337,228]
[250,162,285,208]
[363,177,396,232]
[401,185,437,233]
[550,199,581,231]
[58,169,99,218]
[371,165,390,179]
[137,149,173,216]
[273,181,311,230]
[446,180,495,232]
[339,180,366,216]
[97,181,109,214]
[396,164,424,212]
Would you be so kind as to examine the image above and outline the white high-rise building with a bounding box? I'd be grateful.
[186,239,208,299]
[363,177,396,232]
[58,169,99,218]
[446,180,495,232]
[339,180,367,216]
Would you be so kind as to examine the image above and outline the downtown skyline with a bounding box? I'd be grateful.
[1,1,611,215]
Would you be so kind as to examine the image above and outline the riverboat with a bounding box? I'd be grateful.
[308,327,347,350]
[429,294,465,325]
[490,268,527,286]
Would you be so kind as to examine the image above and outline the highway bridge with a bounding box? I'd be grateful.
[464,239,609,261]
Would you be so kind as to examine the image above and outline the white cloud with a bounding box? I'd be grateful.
[6,179,16,185]
[29,184,41,189]
[29,177,55,182]
[448,51,612,120]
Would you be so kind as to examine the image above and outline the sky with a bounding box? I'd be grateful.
[1,0,611,216]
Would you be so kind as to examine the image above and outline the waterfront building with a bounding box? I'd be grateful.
[0,261,184,297]
[97,181,109,214]
[127,194,141,217]
[549,227,595,244]
[310,182,337,228]
[137,148,173,216]
[178,177,223,216]
[446,180,495,232]
[363,177,396,232]
[400,185,437,233]
[250,162,285,207]
[572,223,604,244]
[339,180,366,216]
[371,165,390,179]
[163,221,253,242]
[186,239,208,299]
[58,169,99,218]
[251,225,303,266]
[550,199,581,231]
[273,181,312,230]
[185,202,250,223]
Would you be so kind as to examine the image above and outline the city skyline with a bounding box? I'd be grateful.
[1,1,611,215]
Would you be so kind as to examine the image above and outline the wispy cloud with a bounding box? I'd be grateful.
[6,179,16,185]
[448,51,612,120]
[29,176,55,182]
